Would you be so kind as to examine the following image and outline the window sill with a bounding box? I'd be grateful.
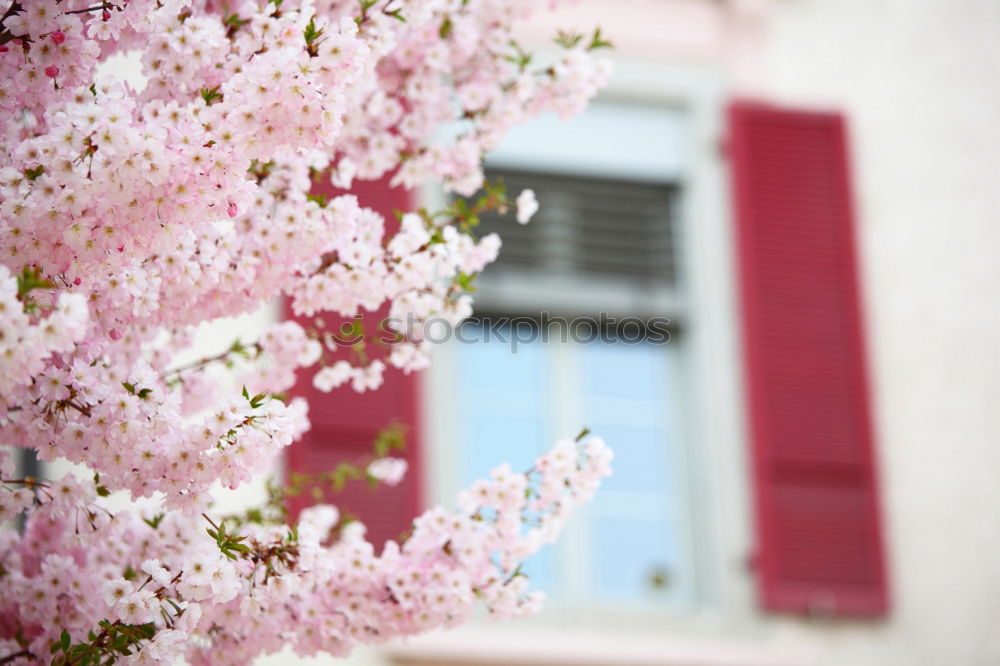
[384,626,812,666]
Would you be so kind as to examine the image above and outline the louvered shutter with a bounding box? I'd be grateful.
[286,175,422,549]
[728,102,888,615]
[475,170,679,285]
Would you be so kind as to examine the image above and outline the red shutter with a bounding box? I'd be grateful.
[285,175,422,549]
[728,102,888,616]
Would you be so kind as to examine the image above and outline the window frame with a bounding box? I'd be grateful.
[419,58,758,632]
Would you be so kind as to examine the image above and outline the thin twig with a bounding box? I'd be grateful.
[63,400,93,418]
[163,342,261,378]
[65,2,115,16]
[0,648,35,665]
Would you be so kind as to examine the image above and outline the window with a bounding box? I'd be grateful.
[427,100,706,609]
[288,92,890,625]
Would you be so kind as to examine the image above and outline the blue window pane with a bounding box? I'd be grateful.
[580,341,678,497]
[586,424,673,496]
[590,513,683,602]
[451,327,691,605]
[460,414,547,480]
[456,322,546,393]
[580,340,669,401]
[454,323,556,592]
[456,322,548,476]
[579,340,690,603]
[519,543,557,594]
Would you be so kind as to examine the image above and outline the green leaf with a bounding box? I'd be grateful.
[199,86,223,106]
[68,644,92,658]
[24,165,44,181]
[16,266,55,297]
[587,27,614,50]
[504,40,532,69]
[439,17,452,38]
[331,462,363,491]
[454,271,477,293]
[303,15,324,44]
[372,422,407,457]
[306,192,328,207]
[553,29,583,49]
[223,12,250,29]
[121,381,136,395]
[143,513,164,529]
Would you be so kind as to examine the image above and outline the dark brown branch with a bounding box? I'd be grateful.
[0,1,23,46]
[64,2,112,16]
[63,400,93,418]
[0,647,35,665]
[1,478,50,487]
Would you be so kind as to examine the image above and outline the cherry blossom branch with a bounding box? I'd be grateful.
[0,1,123,45]
[162,340,263,381]
[1,478,50,487]
[61,399,93,418]
[0,1,23,46]
[0,648,34,665]
[0,0,612,659]
[63,3,115,17]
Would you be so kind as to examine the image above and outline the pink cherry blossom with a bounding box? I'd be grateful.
[367,457,408,486]
[516,188,540,224]
[0,0,613,662]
